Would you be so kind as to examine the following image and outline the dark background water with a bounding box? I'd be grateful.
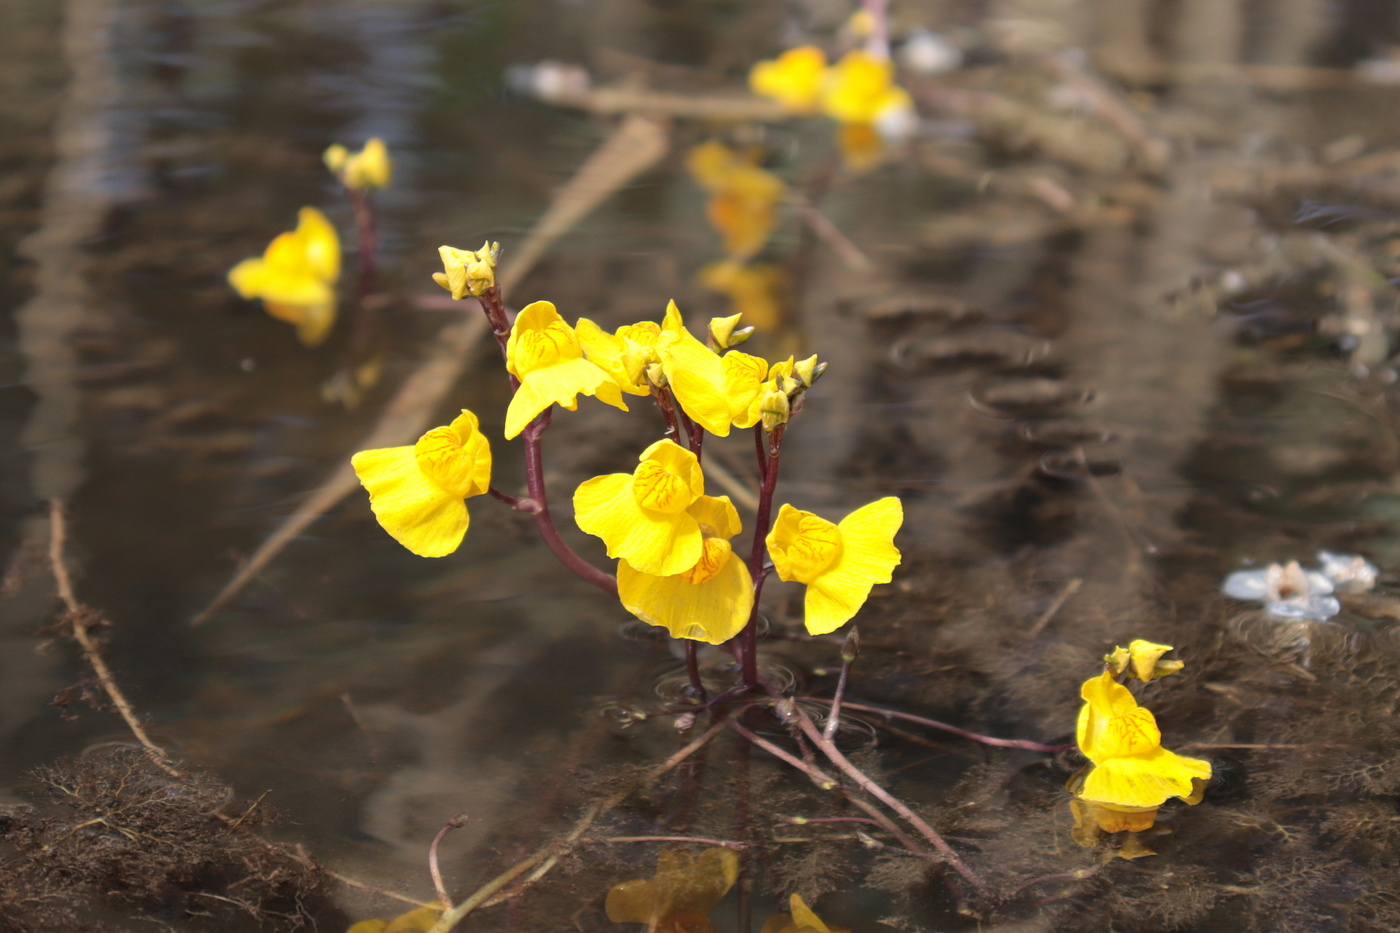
[8,1,1400,931]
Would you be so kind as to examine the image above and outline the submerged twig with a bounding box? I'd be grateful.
[47,500,181,779]
[822,699,1071,753]
[429,813,470,909]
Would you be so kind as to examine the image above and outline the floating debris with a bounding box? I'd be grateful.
[1317,550,1379,594]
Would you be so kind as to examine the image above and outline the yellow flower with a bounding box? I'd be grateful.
[346,903,443,933]
[821,50,909,125]
[574,440,709,576]
[760,894,849,933]
[1105,639,1185,682]
[1074,671,1212,811]
[351,410,491,557]
[617,495,755,644]
[503,300,628,439]
[606,847,739,933]
[766,498,903,635]
[687,140,786,260]
[698,260,786,330]
[837,122,885,172]
[749,46,828,113]
[227,207,341,346]
[578,301,740,436]
[433,241,498,299]
[324,137,393,190]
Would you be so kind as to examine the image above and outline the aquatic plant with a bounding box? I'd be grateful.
[227,206,341,346]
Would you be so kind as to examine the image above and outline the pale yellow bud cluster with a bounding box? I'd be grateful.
[433,242,500,299]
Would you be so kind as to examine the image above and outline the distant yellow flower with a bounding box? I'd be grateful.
[503,300,628,439]
[606,847,739,933]
[433,241,498,299]
[698,260,786,331]
[837,122,885,172]
[1074,671,1211,812]
[351,410,491,557]
[228,207,341,346]
[766,498,903,634]
[1105,639,1184,683]
[760,893,849,933]
[346,903,443,933]
[687,140,786,260]
[749,46,828,113]
[618,495,754,644]
[574,440,708,576]
[324,137,393,190]
[821,50,910,126]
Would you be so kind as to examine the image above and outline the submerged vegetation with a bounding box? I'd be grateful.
[12,0,1400,931]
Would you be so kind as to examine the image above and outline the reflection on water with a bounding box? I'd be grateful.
[7,0,1400,930]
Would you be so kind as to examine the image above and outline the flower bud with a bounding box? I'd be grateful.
[794,354,826,387]
[436,241,499,299]
[708,313,755,350]
[760,386,790,432]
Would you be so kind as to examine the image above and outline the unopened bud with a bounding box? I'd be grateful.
[645,361,668,387]
[436,241,499,299]
[760,386,790,432]
[709,313,755,350]
[794,354,825,387]
[840,626,861,663]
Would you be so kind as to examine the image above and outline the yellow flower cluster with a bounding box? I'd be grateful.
[324,138,393,191]
[749,46,916,170]
[1069,641,1211,855]
[227,206,341,346]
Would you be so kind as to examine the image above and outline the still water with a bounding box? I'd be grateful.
[6,0,1400,930]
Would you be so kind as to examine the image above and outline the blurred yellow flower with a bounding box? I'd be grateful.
[760,893,849,933]
[503,300,628,438]
[606,847,739,933]
[749,46,828,113]
[324,137,393,190]
[346,903,442,933]
[618,495,754,644]
[698,260,786,331]
[837,122,885,172]
[766,498,903,634]
[687,140,786,260]
[433,241,498,299]
[227,206,341,346]
[574,440,707,576]
[1074,671,1211,812]
[351,410,491,557]
[821,50,910,125]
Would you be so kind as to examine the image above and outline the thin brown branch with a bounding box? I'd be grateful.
[47,500,181,778]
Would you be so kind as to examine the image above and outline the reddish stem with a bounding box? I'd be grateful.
[348,189,378,300]
[489,487,539,513]
[735,424,784,688]
[685,641,707,701]
[522,411,617,595]
[824,699,1071,753]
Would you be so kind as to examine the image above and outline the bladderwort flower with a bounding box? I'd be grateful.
[1222,559,1340,621]
[227,206,341,346]
[616,495,754,644]
[503,300,628,439]
[573,440,708,577]
[606,848,739,933]
[323,138,393,191]
[351,410,491,557]
[1069,669,1211,841]
[687,140,787,261]
[766,498,904,635]
[748,45,828,113]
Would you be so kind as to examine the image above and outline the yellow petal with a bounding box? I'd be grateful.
[766,504,839,584]
[658,301,732,436]
[382,905,443,933]
[574,472,702,576]
[823,50,897,124]
[351,446,469,557]
[576,318,651,395]
[749,46,828,112]
[788,894,835,933]
[506,300,579,379]
[1078,746,1213,810]
[323,143,349,174]
[618,551,753,644]
[413,410,491,498]
[1076,672,1161,762]
[1126,639,1180,682]
[503,357,629,439]
[295,206,341,284]
[799,497,903,634]
[688,494,741,541]
[292,301,336,347]
[345,137,392,189]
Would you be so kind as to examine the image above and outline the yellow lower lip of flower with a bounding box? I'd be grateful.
[618,552,753,644]
[351,445,470,557]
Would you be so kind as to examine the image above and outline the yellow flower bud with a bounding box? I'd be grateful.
[759,386,790,432]
[708,313,748,349]
[323,143,349,175]
[793,354,826,387]
[436,241,499,299]
[327,138,393,190]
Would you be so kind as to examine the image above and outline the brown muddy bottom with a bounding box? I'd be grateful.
[6,0,1400,931]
